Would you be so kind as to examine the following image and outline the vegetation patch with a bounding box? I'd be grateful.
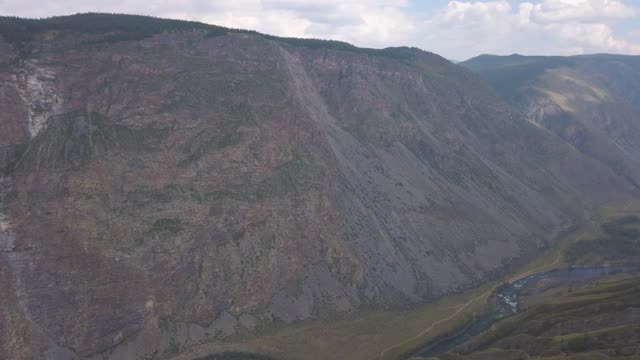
[461,55,574,100]
[12,111,168,171]
[203,189,253,202]
[179,129,243,166]
[145,218,183,236]
[1,13,421,59]
[192,352,276,360]
[445,276,640,360]
[0,13,228,51]
[565,216,640,265]
[127,184,202,206]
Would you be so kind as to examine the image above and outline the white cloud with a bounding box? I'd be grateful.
[631,30,640,39]
[418,0,640,58]
[547,22,640,53]
[191,0,416,47]
[529,0,636,24]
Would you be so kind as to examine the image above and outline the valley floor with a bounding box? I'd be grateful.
[413,270,640,360]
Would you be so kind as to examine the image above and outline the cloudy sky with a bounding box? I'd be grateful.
[1,0,639,60]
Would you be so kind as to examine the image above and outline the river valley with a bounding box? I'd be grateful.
[415,265,640,358]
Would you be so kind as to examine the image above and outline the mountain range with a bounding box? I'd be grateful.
[0,13,638,360]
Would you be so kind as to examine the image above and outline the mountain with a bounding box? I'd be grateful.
[462,54,640,190]
[0,14,636,360]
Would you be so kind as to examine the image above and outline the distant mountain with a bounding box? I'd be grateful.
[0,14,636,360]
[462,54,640,189]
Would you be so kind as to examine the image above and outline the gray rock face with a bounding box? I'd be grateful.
[0,15,636,359]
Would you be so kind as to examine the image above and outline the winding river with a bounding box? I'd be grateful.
[415,265,640,358]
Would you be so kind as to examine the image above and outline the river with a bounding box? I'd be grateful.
[415,265,640,358]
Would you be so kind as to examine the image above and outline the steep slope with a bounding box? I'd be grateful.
[0,14,635,360]
[462,54,640,189]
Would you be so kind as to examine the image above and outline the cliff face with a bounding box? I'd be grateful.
[462,54,640,190]
[0,15,634,360]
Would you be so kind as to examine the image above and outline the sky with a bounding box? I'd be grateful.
[1,0,639,60]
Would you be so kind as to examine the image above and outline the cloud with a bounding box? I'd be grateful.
[419,0,640,58]
[528,0,636,24]
[547,22,640,53]
[192,0,416,47]
[631,30,640,39]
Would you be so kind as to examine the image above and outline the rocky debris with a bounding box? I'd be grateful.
[14,60,63,137]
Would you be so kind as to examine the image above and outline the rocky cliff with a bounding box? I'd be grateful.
[0,14,635,360]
